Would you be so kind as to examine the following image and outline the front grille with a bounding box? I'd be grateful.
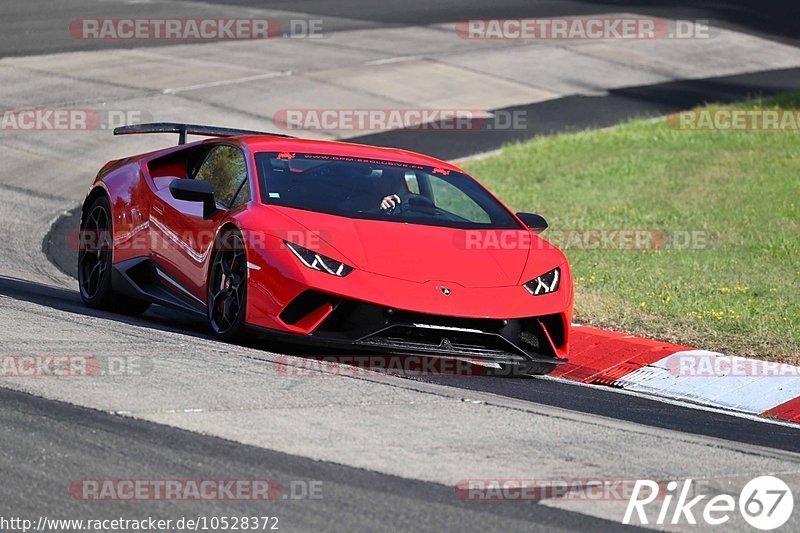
[359,338,521,359]
[310,293,565,363]
[357,324,528,361]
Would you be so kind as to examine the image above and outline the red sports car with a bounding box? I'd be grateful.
[79,123,572,374]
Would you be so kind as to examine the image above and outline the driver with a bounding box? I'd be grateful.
[380,193,402,210]
[378,169,410,211]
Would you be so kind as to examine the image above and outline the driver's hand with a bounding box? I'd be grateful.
[380,194,401,210]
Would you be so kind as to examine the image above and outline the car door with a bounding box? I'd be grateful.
[149,144,251,304]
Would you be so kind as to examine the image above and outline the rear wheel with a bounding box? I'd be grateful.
[78,196,151,315]
[207,229,248,341]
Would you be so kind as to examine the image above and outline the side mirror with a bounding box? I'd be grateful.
[516,212,548,233]
[169,179,219,219]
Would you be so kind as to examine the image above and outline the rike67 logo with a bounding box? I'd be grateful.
[624,476,794,530]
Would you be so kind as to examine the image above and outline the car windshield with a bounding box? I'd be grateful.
[255,152,521,229]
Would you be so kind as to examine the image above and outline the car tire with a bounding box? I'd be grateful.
[78,195,151,315]
[207,228,248,341]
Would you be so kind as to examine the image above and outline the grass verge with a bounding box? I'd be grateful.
[463,93,800,358]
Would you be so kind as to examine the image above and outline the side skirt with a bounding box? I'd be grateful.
[111,257,207,317]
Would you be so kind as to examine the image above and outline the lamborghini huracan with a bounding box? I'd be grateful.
[78,123,573,373]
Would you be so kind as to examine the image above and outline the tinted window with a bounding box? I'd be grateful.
[255,153,520,230]
[429,176,491,224]
[195,145,248,208]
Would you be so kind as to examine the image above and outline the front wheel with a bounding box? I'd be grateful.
[207,229,248,341]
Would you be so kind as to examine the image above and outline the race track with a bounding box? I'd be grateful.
[1,1,799,531]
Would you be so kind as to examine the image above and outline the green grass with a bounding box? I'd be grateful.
[463,94,800,358]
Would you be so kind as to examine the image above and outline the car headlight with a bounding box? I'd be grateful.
[284,241,354,277]
[523,268,560,295]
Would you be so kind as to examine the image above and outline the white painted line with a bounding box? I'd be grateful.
[365,56,421,66]
[162,70,292,94]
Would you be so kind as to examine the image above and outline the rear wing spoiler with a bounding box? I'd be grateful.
[113,122,294,145]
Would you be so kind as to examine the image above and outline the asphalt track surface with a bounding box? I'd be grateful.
[16,253,800,456]
[41,53,800,451]
[2,387,640,532]
[2,0,798,57]
[4,1,800,531]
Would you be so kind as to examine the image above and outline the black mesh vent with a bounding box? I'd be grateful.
[280,290,340,325]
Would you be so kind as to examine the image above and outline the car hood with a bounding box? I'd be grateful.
[275,207,538,288]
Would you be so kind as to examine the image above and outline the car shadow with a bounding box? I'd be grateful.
[0,275,514,379]
[0,274,213,338]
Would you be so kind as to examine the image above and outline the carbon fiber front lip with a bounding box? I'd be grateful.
[246,322,566,366]
[355,323,566,365]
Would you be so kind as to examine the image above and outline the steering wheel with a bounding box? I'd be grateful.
[383,194,439,215]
